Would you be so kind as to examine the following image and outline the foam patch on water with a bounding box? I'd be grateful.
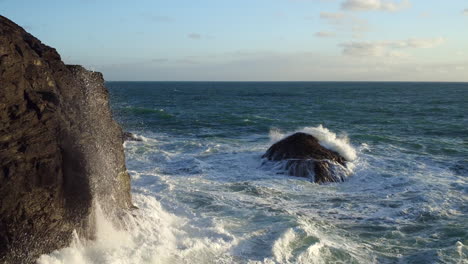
[269,125,357,161]
[256,218,373,264]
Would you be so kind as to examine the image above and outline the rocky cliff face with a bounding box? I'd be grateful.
[0,16,132,263]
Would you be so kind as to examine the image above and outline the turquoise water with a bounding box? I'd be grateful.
[39,82,468,264]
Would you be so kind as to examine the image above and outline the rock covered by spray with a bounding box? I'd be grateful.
[0,16,132,263]
[262,132,353,183]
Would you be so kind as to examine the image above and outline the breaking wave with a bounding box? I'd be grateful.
[269,125,357,161]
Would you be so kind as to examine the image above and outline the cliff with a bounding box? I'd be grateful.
[0,16,132,263]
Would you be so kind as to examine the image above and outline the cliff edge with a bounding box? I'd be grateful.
[0,16,132,263]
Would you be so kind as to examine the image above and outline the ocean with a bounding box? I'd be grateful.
[38,82,467,264]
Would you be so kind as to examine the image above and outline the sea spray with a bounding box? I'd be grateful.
[269,125,357,161]
[266,125,358,183]
[37,202,132,264]
[37,194,238,264]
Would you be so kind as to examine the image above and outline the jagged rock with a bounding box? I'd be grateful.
[0,16,132,263]
[262,132,351,183]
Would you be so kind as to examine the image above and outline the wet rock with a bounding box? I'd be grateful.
[0,16,132,263]
[262,132,351,183]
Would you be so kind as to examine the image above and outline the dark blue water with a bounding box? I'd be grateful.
[40,82,468,264]
[110,82,467,169]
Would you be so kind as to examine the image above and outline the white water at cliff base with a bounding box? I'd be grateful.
[38,195,239,264]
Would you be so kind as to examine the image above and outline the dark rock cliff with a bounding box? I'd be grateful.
[0,16,132,263]
[262,132,351,183]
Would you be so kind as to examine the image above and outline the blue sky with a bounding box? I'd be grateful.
[2,0,467,81]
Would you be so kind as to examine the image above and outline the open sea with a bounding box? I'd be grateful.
[39,82,467,264]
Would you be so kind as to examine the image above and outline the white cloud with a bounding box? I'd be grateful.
[320,12,347,20]
[320,12,370,34]
[98,51,468,82]
[403,37,445,48]
[315,31,336,38]
[341,0,411,12]
[340,42,403,57]
[340,37,445,57]
[463,9,468,15]
[188,33,202,40]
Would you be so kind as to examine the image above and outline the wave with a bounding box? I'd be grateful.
[269,125,357,161]
[263,218,373,264]
[124,133,156,144]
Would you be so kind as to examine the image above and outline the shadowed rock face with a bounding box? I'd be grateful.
[262,132,351,183]
[0,16,131,263]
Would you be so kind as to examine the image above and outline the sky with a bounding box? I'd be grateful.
[1,0,468,81]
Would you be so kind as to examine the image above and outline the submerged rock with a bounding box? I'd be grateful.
[0,16,132,263]
[262,132,351,183]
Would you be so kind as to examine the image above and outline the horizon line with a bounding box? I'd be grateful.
[104,80,468,83]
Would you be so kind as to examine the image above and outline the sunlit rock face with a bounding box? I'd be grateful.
[262,132,351,183]
[0,16,132,263]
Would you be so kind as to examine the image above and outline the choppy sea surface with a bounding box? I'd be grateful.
[39,82,467,264]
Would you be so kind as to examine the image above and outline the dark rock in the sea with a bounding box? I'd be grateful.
[0,16,132,263]
[262,132,350,183]
[123,131,142,142]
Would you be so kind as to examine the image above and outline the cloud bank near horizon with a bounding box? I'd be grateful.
[341,0,411,12]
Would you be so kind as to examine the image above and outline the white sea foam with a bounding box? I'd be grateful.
[272,228,296,262]
[37,194,237,264]
[269,125,357,161]
[261,218,373,264]
[37,202,134,264]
